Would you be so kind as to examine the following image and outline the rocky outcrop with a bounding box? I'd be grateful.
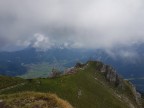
[64,67,76,75]
[129,82,142,107]
[100,64,123,87]
[64,61,143,108]
[75,62,85,68]
[100,63,142,108]
[64,62,86,75]
[49,68,61,78]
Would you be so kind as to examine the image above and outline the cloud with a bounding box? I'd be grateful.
[16,33,54,51]
[0,0,144,51]
[32,33,54,50]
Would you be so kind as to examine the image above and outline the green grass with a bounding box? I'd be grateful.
[0,61,135,108]
[18,63,62,79]
[142,99,144,108]
[0,75,25,89]
[18,62,67,79]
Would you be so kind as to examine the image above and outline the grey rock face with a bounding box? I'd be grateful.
[100,64,122,87]
[129,82,142,107]
[100,63,142,108]
[64,67,76,75]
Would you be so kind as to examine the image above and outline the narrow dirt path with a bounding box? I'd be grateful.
[0,83,25,93]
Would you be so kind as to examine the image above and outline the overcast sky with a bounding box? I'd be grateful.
[0,0,144,51]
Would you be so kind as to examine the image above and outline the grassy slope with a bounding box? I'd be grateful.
[142,99,144,108]
[0,61,136,108]
[0,75,25,89]
[0,92,73,108]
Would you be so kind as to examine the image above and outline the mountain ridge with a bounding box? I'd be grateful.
[0,61,143,108]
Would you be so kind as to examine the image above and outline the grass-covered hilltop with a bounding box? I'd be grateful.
[0,61,144,108]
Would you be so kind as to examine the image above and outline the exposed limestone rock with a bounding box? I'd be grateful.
[129,82,142,107]
[49,68,61,78]
[64,67,76,75]
[75,62,85,68]
[64,61,143,108]
[100,64,122,87]
[100,63,142,108]
[64,62,87,75]
[78,89,82,98]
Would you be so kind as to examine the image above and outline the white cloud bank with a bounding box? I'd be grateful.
[0,0,144,51]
